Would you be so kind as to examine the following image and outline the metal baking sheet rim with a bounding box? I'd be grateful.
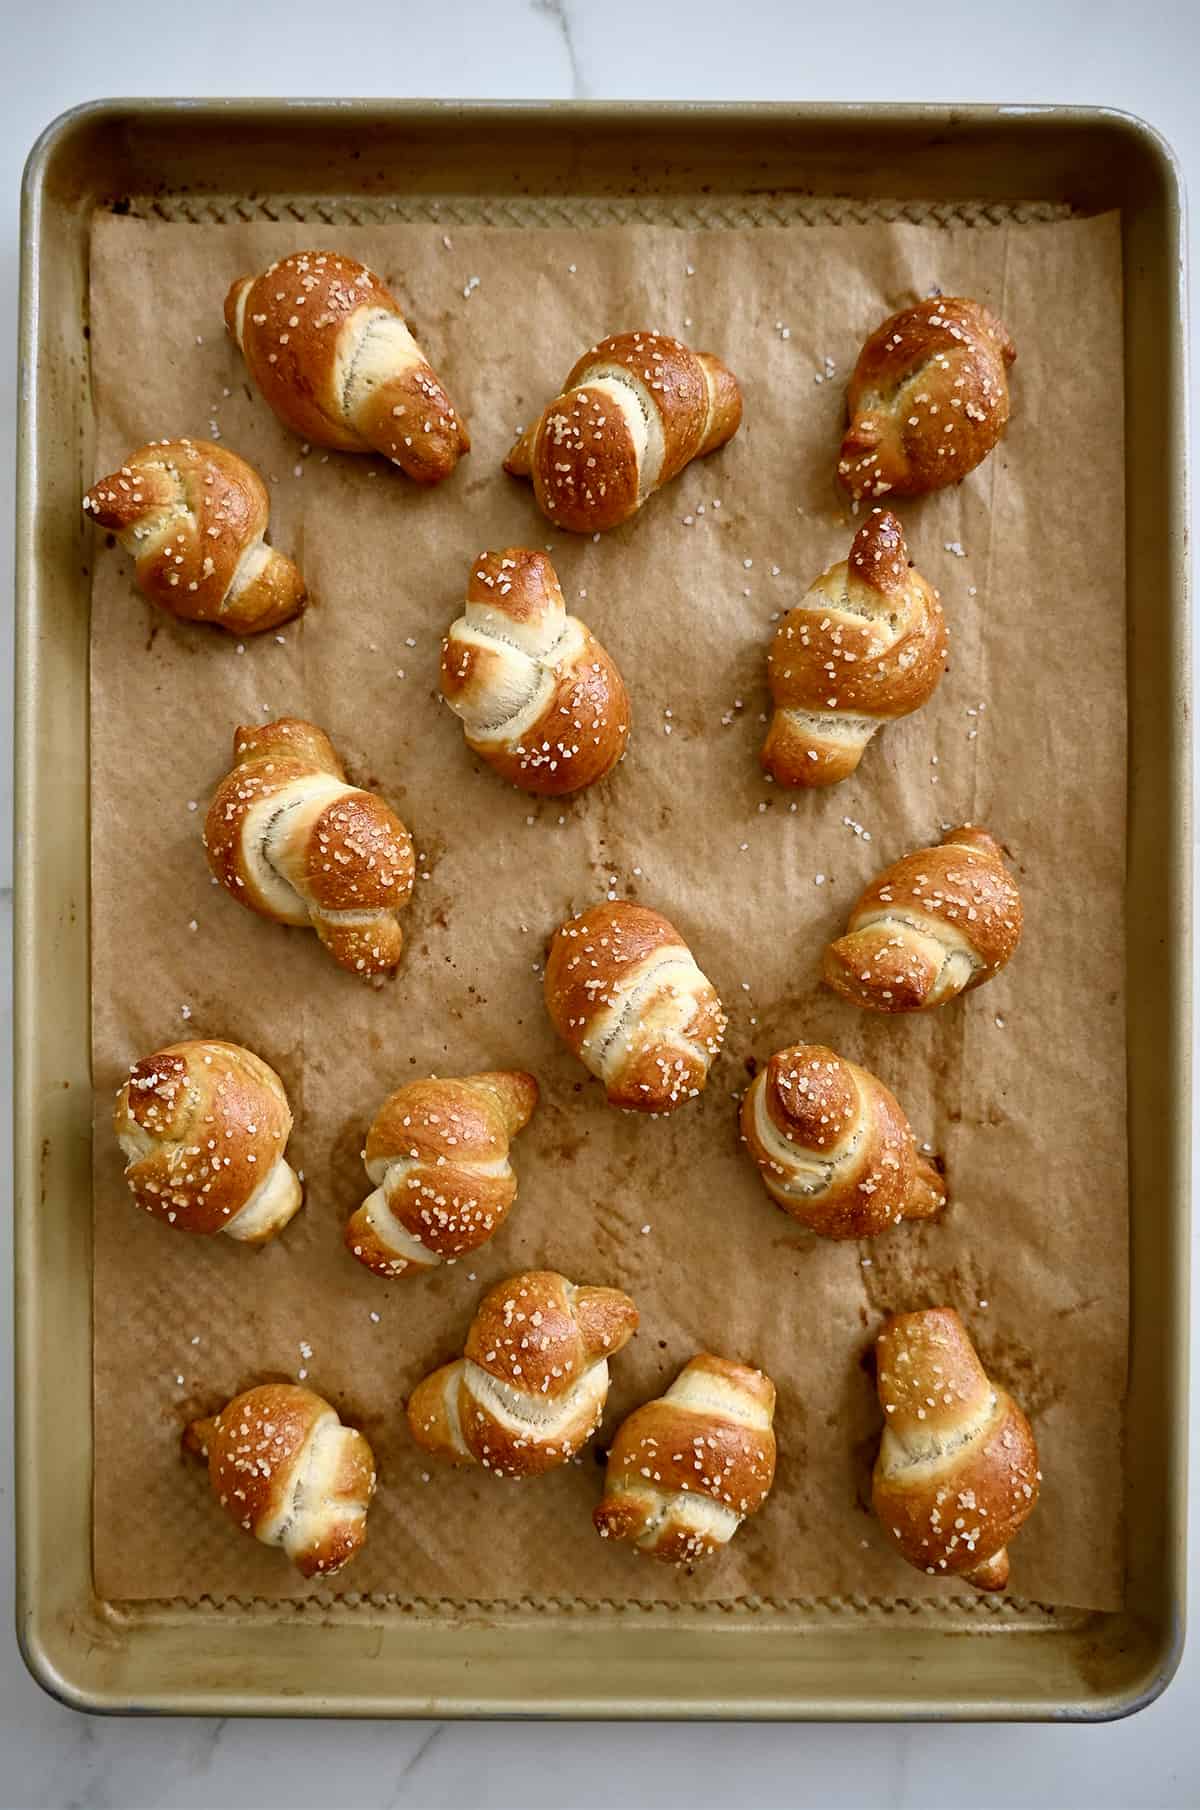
[14,98,1191,1720]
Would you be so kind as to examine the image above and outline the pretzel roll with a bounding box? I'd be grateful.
[595,1355,777,1563]
[204,717,415,977]
[823,826,1022,1012]
[345,1070,539,1278]
[740,1043,944,1240]
[407,1270,639,1478]
[544,900,727,1113]
[839,296,1015,500]
[505,330,742,532]
[113,1038,301,1244]
[441,548,630,795]
[185,1384,376,1577]
[872,1308,1041,1591]
[761,510,946,787]
[84,437,306,634]
[225,250,469,482]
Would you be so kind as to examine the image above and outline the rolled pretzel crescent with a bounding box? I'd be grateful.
[595,1355,777,1564]
[225,250,469,482]
[83,437,306,635]
[872,1308,1041,1592]
[204,717,415,977]
[823,826,1022,1012]
[185,1383,376,1578]
[440,548,630,795]
[761,510,946,787]
[113,1038,302,1244]
[345,1070,539,1278]
[838,296,1015,500]
[740,1042,944,1240]
[505,330,742,532]
[544,900,727,1113]
[407,1270,639,1479]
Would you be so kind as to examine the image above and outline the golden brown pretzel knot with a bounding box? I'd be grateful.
[761,509,947,787]
[344,1070,539,1278]
[872,1308,1041,1592]
[406,1270,639,1479]
[113,1038,302,1244]
[185,1384,376,1578]
[823,825,1022,1013]
[740,1042,944,1240]
[225,250,469,482]
[595,1355,777,1564]
[83,438,306,635]
[543,900,727,1114]
[505,330,742,531]
[838,295,1015,499]
[204,717,415,977]
[440,548,631,795]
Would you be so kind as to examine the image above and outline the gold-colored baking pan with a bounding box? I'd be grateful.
[15,100,1188,1719]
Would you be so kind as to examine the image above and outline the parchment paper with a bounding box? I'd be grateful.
[87,210,1125,1610]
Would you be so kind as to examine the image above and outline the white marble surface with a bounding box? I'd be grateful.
[2,2,1197,1804]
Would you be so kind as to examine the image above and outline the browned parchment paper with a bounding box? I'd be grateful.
[87,210,1125,1611]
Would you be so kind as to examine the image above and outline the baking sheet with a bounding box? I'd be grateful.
[87,211,1125,1611]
